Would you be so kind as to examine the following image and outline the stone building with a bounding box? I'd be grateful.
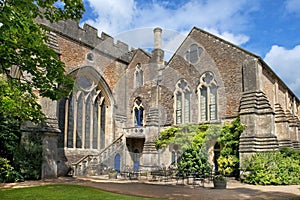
[35,19,300,178]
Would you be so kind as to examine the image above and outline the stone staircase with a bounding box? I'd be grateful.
[72,134,124,176]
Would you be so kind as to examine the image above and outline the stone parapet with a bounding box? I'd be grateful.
[37,18,133,62]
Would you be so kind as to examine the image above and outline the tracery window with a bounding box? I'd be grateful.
[174,80,191,124]
[133,98,144,126]
[135,64,143,88]
[198,72,218,122]
[185,44,203,64]
[64,76,107,149]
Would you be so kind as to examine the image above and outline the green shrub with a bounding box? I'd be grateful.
[217,116,244,177]
[177,146,211,176]
[0,157,23,183]
[14,133,43,180]
[242,151,300,185]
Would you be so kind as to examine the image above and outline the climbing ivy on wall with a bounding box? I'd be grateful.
[156,116,245,177]
[217,116,245,177]
[156,124,221,176]
[155,124,209,150]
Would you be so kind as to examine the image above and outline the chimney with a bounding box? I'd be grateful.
[153,27,162,49]
[151,27,164,64]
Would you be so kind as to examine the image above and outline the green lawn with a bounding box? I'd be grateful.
[0,184,163,200]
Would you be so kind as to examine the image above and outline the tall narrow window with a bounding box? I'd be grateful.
[85,94,91,149]
[100,100,106,149]
[135,64,143,88]
[67,95,74,148]
[133,98,144,126]
[176,92,182,124]
[92,96,99,149]
[198,72,218,122]
[76,92,83,148]
[174,80,191,124]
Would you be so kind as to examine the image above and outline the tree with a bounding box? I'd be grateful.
[0,0,84,100]
[0,0,84,181]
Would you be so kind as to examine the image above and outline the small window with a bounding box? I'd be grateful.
[133,98,144,126]
[185,44,203,64]
[135,64,143,88]
[87,52,94,61]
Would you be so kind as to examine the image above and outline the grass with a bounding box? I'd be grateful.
[0,184,163,200]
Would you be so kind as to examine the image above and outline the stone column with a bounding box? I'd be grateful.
[38,97,61,178]
[286,111,300,149]
[274,104,292,147]
[239,59,278,167]
[41,126,60,179]
[140,108,159,171]
[21,119,60,179]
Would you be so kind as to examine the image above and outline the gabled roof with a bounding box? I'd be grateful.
[130,48,152,61]
[167,26,299,101]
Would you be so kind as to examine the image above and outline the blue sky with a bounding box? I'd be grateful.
[80,0,300,98]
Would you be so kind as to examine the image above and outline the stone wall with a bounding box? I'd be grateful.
[36,19,300,177]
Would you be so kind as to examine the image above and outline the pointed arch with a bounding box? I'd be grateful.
[63,66,113,150]
[133,97,144,126]
[174,79,191,124]
[198,72,218,122]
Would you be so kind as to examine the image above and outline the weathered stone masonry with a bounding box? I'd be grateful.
[35,19,299,177]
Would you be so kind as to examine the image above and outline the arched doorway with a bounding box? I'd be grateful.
[133,149,140,171]
[214,142,221,174]
[114,154,121,173]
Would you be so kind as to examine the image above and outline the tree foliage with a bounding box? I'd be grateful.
[0,0,84,100]
[177,147,211,176]
[0,78,44,159]
[155,124,210,150]
[156,118,244,177]
[241,150,300,185]
[217,116,245,177]
[0,0,84,182]
[156,124,220,176]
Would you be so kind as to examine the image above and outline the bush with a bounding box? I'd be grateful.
[0,157,23,183]
[217,116,244,177]
[241,151,300,185]
[177,146,211,176]
[14,133,43,180]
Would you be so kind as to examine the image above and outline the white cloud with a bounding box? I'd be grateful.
[83,0,136,34]
[82,0,252,49]
[264,45,300,97]
[285,0,300,15]
[205,28,249,46]
[114,28,187,61]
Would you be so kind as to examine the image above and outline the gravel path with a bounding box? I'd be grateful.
[1,176,299,200]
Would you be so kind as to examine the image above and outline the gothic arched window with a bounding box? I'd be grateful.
[135,64,143,88]
[64,75,107,150]
[198,72,218,122]
[174,79,191,124]
[133,98,144,126]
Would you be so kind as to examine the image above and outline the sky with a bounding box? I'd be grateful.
[78,0,300,98]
